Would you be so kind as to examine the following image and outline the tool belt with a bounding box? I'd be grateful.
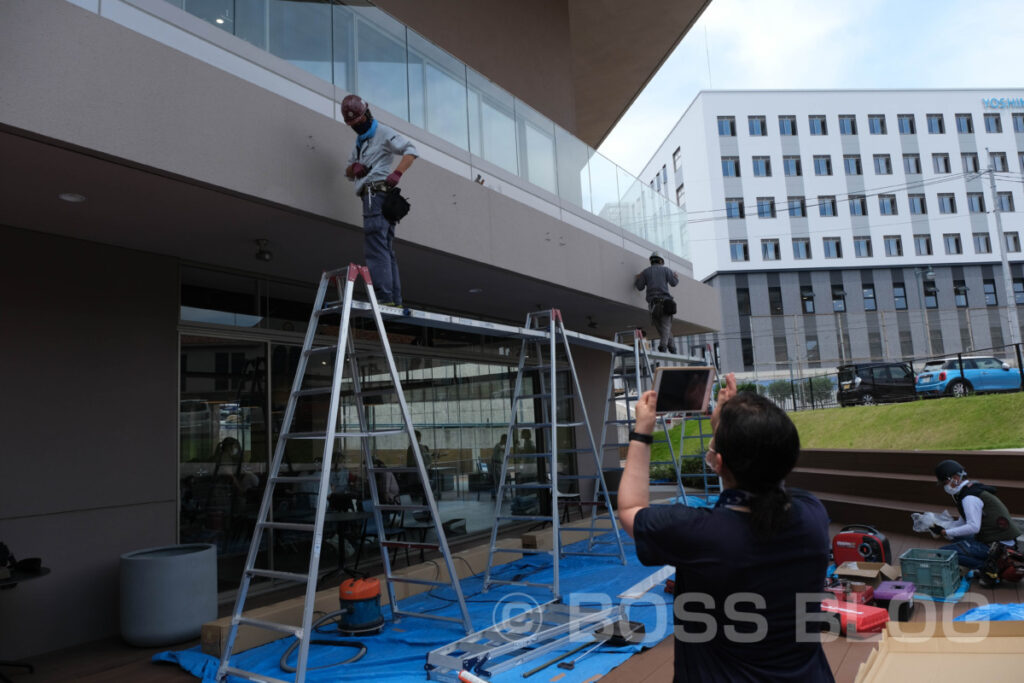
[359,180,391,197]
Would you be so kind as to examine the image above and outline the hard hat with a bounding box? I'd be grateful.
[649,251,664,264]
[341,94,369,124]
[934,459,965,483]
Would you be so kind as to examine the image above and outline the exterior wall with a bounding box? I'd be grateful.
[0,226,178,657]
[642,89,1024,376]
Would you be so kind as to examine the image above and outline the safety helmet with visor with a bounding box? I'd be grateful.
[934,459,966,484]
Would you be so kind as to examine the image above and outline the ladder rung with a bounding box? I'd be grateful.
[271,475,321,484]
[304,344,338,355]
[222,665,292,683]
[376,503,431,512]
[382,540,439,551]
[513,483,551,490]
[496,515,550,521]
[283,429,405,439]
[258,521,315,532]
[247,568,309,583]
[392,609,467,624]
[387,576,449,587]
[486,579,553,589]
[234,617,302,637]
[293,386,332,397]
[494,547,551,555]
[516,392,576,401]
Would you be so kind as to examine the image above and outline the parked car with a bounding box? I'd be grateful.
[836,362,917,406]
[916,356,1024,397]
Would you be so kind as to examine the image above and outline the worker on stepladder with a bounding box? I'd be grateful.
[342,93,417,306]
[634,251,679,353]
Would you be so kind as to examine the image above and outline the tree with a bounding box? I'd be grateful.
[766,379,793,404]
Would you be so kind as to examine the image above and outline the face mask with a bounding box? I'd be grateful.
[351,118,372,135]
[944,479,967,495]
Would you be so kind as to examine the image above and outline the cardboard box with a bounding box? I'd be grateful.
[855,621,1024,682]
[834,561,900,587]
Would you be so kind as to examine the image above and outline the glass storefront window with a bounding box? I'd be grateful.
[408,31,469,151]
[181,267,263,328]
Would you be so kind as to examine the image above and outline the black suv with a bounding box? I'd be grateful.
[836,362,917,406]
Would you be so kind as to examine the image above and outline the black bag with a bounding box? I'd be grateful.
[662,298,677,316]
[381,186,411,223]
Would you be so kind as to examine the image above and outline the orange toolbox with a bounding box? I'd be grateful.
[821,598,888,636]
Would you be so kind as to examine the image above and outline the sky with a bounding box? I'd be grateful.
[599,0,1024,176]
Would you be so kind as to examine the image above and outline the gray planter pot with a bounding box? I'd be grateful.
[119,543,217,647]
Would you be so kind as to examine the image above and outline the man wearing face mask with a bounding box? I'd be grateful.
[342,94,418,306]
[933,459,1020,584]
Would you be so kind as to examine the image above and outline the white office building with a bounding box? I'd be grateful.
[642,89,1024,378]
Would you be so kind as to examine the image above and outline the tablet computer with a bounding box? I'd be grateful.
[652,366,715,413]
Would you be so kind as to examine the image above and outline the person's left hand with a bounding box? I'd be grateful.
[386,170,403,186]
[635,390,657,435]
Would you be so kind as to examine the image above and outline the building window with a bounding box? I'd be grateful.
[874,154,893,175]
[849,194,867,216]
[868,114,887,134]
[832,285,847,312]
[654,173,661,192]
[808,115,827,135]
[752,156,772,177]
[984,113,1002,133]
[914,233,933,255]
[801,286,816,313]
[991,151,1009,172]
[757,196,776,218]
[1006,231,1021,252]
[894,283,907,310]
[722,156,740,177]
[1014,279,1024,305]
[805,336,820,363]
[854,236,872,257]
[884,235,903,256]
[819,195,837,217]
[903,153,922,174]
[793,238,811,259]
[672,147,682,172]
[729,239,749,262]
[923,280,938,309]
[661,165,668,187]
[768,286,784,314]
[737,288,751,316]
[973,232,992,254]
[938,193,957,214]
[762,239,781,261]
[741,336,754,369]
[943,232,962,254]
[717,116,736,136]
[898,114,916,134]
[676,185,684,205]
[779,115,797,136]
[954,280,969,308]
[725,197,745,218]
[787,196,806,217]
[1013,113,1024,133]
[962,152,980,173]
[823,237,842,259]
[748,115,767,136]
[812,155,832,176]
[983,279,998,306]
[783,156,802,176]
[838,114,857,135]
[967,192,985,214]
[863,285,877,311]
[909,194,927,215]
[1020,152,1024,172]
[955,113,974,134]
[879,194,898,215]
[932,153,951,173]
[844,155,863,175]
[927,113,945,134]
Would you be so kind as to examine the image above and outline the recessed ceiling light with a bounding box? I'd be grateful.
[468,288,483,294]
[58,193,86,203]
[216,18,225,24]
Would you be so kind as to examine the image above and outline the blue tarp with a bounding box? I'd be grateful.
[955,603,1024,621]
[155,532,674,682]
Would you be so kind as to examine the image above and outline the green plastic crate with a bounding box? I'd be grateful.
[899,548,959,597]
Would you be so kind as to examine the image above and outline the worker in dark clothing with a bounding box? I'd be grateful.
[933,459,1021,585]
[342,93,417,306]
[634,251,679,353]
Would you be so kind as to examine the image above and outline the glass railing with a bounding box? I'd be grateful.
[165,0,688,260]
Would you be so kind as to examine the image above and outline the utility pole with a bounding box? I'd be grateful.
[987,150,1022,347]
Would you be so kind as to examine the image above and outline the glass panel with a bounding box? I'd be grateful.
[555,125,590,211]
[266,280,315,334]
[331,4,355,91]
[184,0,233,32]
[617,170,647,239]
[467,68,518,175]
[516,100,557,194]
[353,9,409,121]
[407,31,469,150]
[588,149,620,224]
[181,267,263,328]
[267,0,332,82]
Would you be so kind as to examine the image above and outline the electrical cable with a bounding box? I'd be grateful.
[278,609,368,673]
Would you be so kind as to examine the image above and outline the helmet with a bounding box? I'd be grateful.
[341,94,369,124]
[934,459,965,483]
[649,251,664,265]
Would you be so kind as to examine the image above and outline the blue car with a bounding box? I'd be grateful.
[916,356,1024,398]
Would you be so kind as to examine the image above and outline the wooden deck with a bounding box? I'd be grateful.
[14,527,1022,683]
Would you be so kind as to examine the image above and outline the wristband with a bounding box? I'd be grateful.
[629,430,653,444]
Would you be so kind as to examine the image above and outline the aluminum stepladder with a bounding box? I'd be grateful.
[481,309,625,602]
[216,264,471,683]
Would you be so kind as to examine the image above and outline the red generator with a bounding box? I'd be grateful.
[831,524,892,565]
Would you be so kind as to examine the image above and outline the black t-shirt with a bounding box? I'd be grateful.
[633,488,834,682]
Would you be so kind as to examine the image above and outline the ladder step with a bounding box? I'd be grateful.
[392,609,467,625]
[494,547,551,555]
[222,665,292,683]
[486,579,553,589]
[495,515,550,522]
[387,576,449,587]
[513,483,552,490]
[234,617,302,637]
[382,540,439,551]
[284,429,405,439]
[258,521,316,532]
[516,392,576,401]
[247,568,309,583]
[293,386,332,397]
[304,344,338,355]
[271,475,321,484]
[376,503,431,512]
[511,421,551,429]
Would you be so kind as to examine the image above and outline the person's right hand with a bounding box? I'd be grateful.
[634,390,657,435]
[345,162,368,179]
[710,373,737,433]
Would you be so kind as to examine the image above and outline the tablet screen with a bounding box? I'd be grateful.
[653,366,715,413]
